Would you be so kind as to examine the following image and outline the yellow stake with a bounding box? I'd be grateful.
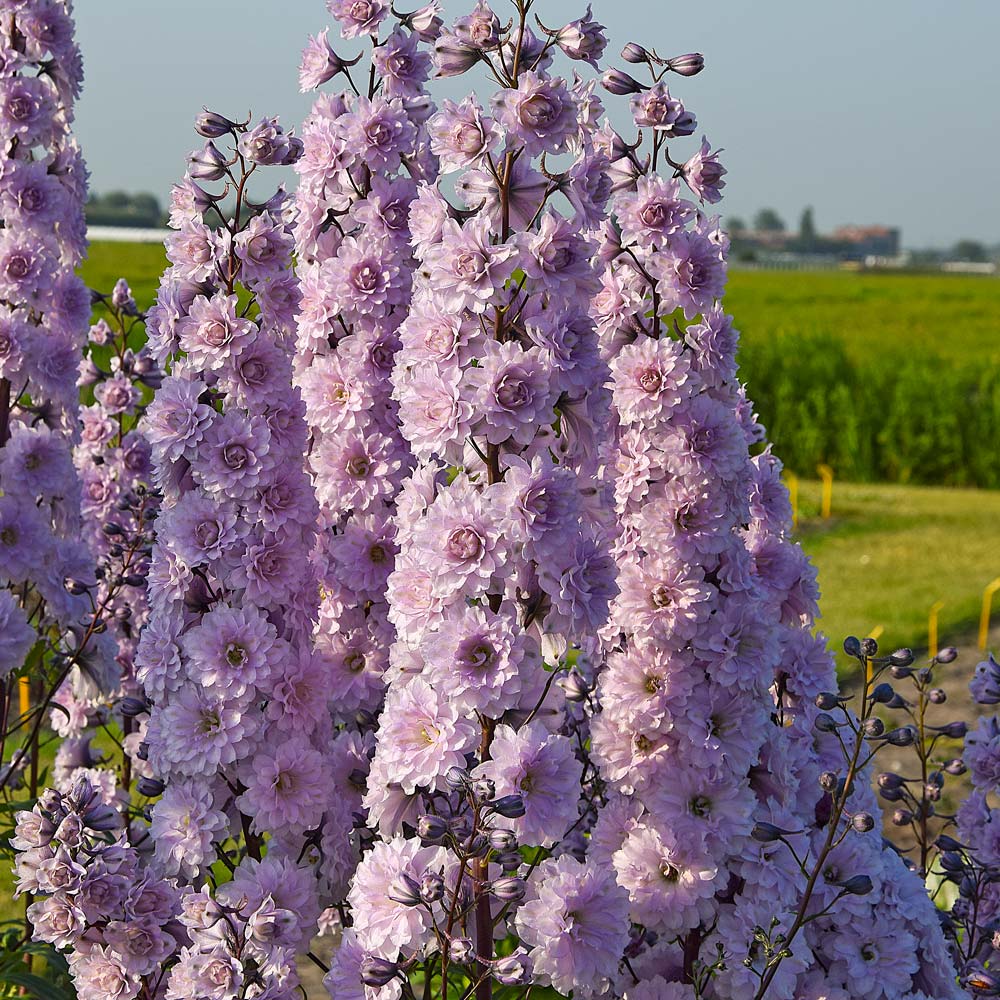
[817,464,834,519]
[18,676,30,718]
[979,577,1000,651]
[928,600,945,659]
[867,625,884,642]
[784,471,799,531]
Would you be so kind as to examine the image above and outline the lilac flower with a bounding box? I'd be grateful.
[68,946,137,1000]
[344,96,417,173]
[428,96,501,172]
[0,590,34,678]
[0,74,56,146]
[327,0,389,39]
[555,5,608,66]
[177,293,257,370]
[181,604,278,696]
[348,837,449,959]
[144,377,214,464]
[191,410,271,499]
[610,337,693,424]
[652,227,727,320]
[682,136,727,204]
[492,71,578,157]
[630,83,696,135]
[618,175,695,247]
[515,854,630,997]
[476,723,582,847]
[237,734,328,834]
[422,216,518,314]
[374,28,433,99]
[150,779,229,878]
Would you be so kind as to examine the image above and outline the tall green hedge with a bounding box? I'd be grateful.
[740,334,1000,487]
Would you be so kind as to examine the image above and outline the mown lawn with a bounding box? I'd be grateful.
[794,478,1000,658]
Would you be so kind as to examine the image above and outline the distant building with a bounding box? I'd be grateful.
[830,225,901,257]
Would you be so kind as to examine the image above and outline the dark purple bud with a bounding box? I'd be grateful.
[561,671,589,702]
[387,873,423,907]
[890,647,915,667]
[490,876,526,902]
[851,813,875,833]
[884,725,917,747]
[814,712,839,733]
[928,687,947,704]
[819,771,838,792]
[880,786,904,802]
[751,822,786,843]
[666,52,705,76]
[936,646,958,664]
[885,693,908,710]
[497,850,522,871]
[944,758,967,775]
[843,636,862,657]
[877,772,905,790]
[891,808,913,826]
[890,664,914,680]
[840,874,873,896]
[621,42,651,64]
[869,683,894,704]
[103,521,125,536]
[917,666,933,684]
[934,721,968,739]
[489,829,517,852]
[489,794,526,819]
[188,141,229,181]
[859,639,879,660]
[862,718,885,738]
[64,578,90,596]
[360,957,400,988]
[445,766,469,791]
[814,692,840,710]
[937,834,966,852]
[195,109,238,138]
[137,776,164,797]
[119,697,148,718]
[601,68,646,95]
[420,870,445,904]
[418,814,449,843]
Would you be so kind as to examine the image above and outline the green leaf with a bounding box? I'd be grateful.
[0,968,72,1000]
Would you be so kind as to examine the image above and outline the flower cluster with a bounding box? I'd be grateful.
[0,0,131,818]
[590,40,960,1000]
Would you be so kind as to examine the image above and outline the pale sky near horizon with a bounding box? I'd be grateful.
[75,1,1000,248]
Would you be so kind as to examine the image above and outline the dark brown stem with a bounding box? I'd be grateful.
[0,376,11,447]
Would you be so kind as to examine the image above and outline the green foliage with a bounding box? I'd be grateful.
[0,941,72,1000]
[728,270,1000,488]
[85,191,164,229]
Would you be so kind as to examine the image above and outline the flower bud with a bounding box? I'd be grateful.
[877,772,905,791]
[819,771,838,792]
[890,647,915,667]
[666,52,705,76]
[884,725,917,746]
[961,966,1000,996]
[944,758,967,775]
[188,141,229,181]
[621,42,651,64]
[490,794,526,819]
[869,683,894,704]
[860,637,879,658]
[490,876,526,902]
[445,766,469,791]
[934,721,968,739]
[433,34,481,77]
[751,822,787,843]
[64,577,90,596]
[851,813,875,833]
[360,957,400,988]
[408,3,445,42]
[840,874,873,896]
[420,871,445,904]
[814,712,839,733]
[885,692,908,710]
[387,873,423,907]
[418,814,449,843]
[601,69,646,95]
[497,850,522,871]
[862,718,885,738]
[936,834,965,852]
[891,808,913,826]
[137,777,164,798]
[928,687,947,704]
[843,636,862,657]
[814,692,840,710]
[195,109,237,138]
[119,696,148,718]
[489,829,517,852]
[936,646,958,664]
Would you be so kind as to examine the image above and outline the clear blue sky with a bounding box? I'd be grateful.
[76,1,1000,248]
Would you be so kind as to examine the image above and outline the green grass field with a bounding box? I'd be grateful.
[727,268,1000,363]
